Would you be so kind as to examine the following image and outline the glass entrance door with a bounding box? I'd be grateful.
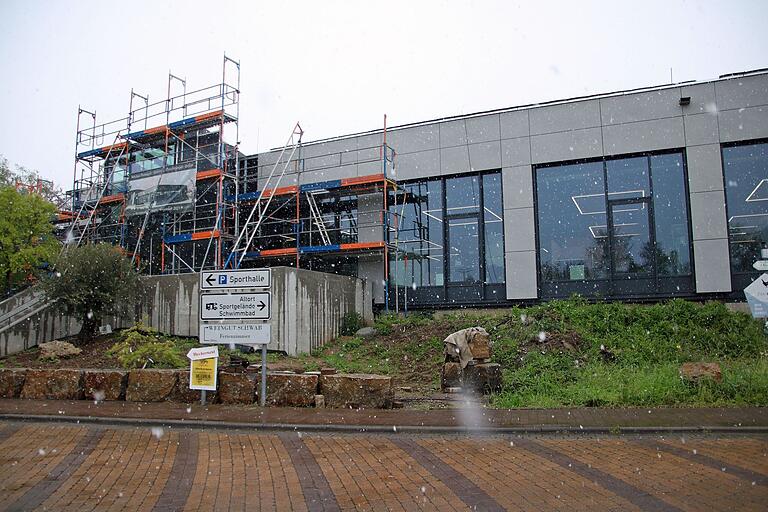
[608,198,656,295]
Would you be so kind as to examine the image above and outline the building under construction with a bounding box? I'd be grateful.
[61,60,768,310]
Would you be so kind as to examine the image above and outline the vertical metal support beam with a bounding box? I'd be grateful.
[260,345,267,407]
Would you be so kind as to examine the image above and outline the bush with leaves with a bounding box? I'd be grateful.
[42,243,140,343]
[106,323,186,369]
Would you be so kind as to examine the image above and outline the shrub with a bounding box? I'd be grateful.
[107,323,185,369]
[340,312,364,336]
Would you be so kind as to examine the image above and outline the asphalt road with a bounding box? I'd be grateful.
[0,421,766,511]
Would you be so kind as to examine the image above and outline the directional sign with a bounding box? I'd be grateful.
[200,292,271,320]
[200,269,271,290]
[744,273,768,318]
[189,357,218,391]
[187,346,219,361]
[200,323,271,345]
[753,260,768,271]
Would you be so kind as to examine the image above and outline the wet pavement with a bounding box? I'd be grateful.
[0,420,765,511]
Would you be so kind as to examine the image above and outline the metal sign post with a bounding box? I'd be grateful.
[198,268,272,407]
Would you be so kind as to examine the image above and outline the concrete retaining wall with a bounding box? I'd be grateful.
[0,267,372,357]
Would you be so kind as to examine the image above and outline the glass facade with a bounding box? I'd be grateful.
[723,141,768,289]
[390,171,504,304]
[535,152,692,298]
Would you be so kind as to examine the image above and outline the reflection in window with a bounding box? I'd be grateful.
[445,175,480,214]
[723,142,768,273]
[650,154,691,276]
[483,173,504,283]
[537,162,608,281]
[448,218,479,284]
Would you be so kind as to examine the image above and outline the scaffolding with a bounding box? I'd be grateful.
[60,58,430,311]
[62,55,241,273]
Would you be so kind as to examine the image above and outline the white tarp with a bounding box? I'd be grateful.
[125,168,196,216]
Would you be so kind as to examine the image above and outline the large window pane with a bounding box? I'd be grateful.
[651,153,691,276]
[445,175,480,214]
[723,142,768,273]
[483,173,504,283]
[606,157,650,200]
[448,218,480,284]
[536,162,608,281]
[610,203,652,274]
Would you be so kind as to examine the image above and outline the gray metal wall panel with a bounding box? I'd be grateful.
[718,106,768,142]
[466,114,501,143]
[299,166,357,184]
[501,137,531,167]
[693,239,732,293]
[529,99,601,135]
[440,145,470,175]
[505,251,538,299]
[684,113,720,146]
[386,124,439,154]
[715,75,768,111]
[393,150,441,180]
[500,110,530,139]
[686,144,724,194]
[531,127,603,163]
[503,207,535,252]
[600,88,682,124]
[690,190,728,240]
[468,141,502,170]
[502,165,533,209]
[603,117,685,155]
[680,82,717,115]
[439,119,468,147]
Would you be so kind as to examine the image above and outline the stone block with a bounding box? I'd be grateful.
[20,369,84,400]
[0,368,26,398]
[468,330,492,360]
[680,362,722,383]
[321,373,393,409]
[218,372,255,404]
[125,369,178,402]
[441,362,462,390]
[39,341,81,360]
[257,373,319,407]
[463,363,502,394]
[314,394,325,408]
[83,370,127,401]
[171,371,217,403]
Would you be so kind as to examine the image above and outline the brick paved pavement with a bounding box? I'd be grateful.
[0,421,766,511]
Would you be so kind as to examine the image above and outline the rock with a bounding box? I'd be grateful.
[257,373,319,407]
[444,387,462,394]
[125,369,178,402]
[0,368,26,398]
[83,370,127,401]
[680,362,722,383]
[314,394,325,408]
[468,329,491,360]
[170,371,217,403]
[398,386,413,393]
[392,400,404,408]
[20,369,84,400]
[38,341,81,360]
[355,326,376,338]
[218,372,255,404]
[320,367,337,375]
[321,373,393,409]
[463,363,502,394]
[441,362,462,390]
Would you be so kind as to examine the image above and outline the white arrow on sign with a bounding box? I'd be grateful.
[187,346,219,360]
[200,269,271,290]
[753,260,768,271]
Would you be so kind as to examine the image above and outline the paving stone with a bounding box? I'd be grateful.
[217,372,255,404]
[83,369,127,401]
[20,368,84,400]
[125,369,178,402]
[0,368,26,398]
[321,373,393,409]
[257,372,318,407]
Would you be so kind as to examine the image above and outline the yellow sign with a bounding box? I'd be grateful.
[190,357,218,391]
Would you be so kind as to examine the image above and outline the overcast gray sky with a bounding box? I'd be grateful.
[1,0,766,188]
